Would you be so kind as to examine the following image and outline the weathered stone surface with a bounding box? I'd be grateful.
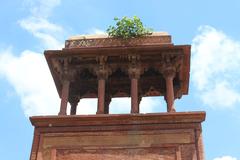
[65,32,172,48]
[56,148,176,160]
[44,33,191,115]
[30,112,205,160]
[30,33,205,160]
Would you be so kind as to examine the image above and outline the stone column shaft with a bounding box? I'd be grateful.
[162,67,176,112]
[70,105,77,115]
[104,95,111,114]
[70,98,80,115]
[59,80,70,115]
[131,78,139,113]
[97,79,105,114]
[128,54,140,114]
[165,76,175,112]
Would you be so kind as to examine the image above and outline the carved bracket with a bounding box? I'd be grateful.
[161,66,176,79]
[95,56,111,79]
[128,54,141,79]
[57,58,76,82]
[128,68,141,79]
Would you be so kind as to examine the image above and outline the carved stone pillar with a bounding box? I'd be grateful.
[162,67,176,112]
[138,96,142,106]
[104,94,111,114]
[59,79,70,115]
[128,54,141,114]
[96,56,109,114]
[69,96,80,115]
[131,78,139,113]
[97,78,105,114]
[59,59,72,116]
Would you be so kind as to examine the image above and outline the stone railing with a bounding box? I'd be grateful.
[65,33,172,48]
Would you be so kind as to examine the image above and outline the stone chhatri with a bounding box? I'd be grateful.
[29,32,205,160]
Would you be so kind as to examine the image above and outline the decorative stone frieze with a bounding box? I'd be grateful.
[65,33,172,48]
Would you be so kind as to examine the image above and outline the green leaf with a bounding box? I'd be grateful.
[106,16,153,39]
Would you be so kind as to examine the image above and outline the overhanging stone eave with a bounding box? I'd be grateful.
[181,45,191,95]
[44,44,191,57]
[44,51,62,98]
[44,44,191,100]
[30,111,206,128]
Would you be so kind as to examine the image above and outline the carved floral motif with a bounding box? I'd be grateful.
[65,36,171,48]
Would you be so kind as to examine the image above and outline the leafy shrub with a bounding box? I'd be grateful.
[106,16,153,39]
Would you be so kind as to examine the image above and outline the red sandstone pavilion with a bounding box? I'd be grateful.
[29,32,206,160]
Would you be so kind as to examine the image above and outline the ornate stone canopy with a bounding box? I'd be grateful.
[45,32,190,115]
[30,32,206,160]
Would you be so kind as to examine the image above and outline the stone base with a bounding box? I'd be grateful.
[29,112,205,160]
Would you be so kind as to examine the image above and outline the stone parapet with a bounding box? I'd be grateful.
[30,111,205,160]
[65,32,172,49]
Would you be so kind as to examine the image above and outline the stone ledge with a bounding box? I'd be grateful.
[30,111,205,127]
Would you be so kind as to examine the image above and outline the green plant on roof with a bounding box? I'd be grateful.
[106,16,153,39]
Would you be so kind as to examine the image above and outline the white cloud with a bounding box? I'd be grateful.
[201,82,240,109]
[19,17,62,33]
[213,156,238,160]
[0,48,59,116]
[192,25,240,109]
[87,28,106,35]
[23,0,61,19]
[19,17,63,49]
[0,0,65,116]
[19,0,63,49]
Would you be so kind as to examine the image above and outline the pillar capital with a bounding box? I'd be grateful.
[162,66,176,112]
[96,68,109,80]
[161,67,176,79]
[128,67,141,79]
[95,55,110,80]
[128,54,140,64]
[128,54,141,79]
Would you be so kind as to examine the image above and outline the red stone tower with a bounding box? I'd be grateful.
[30,32,205,160]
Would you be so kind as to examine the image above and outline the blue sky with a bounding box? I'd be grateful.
[0,0,240,160]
